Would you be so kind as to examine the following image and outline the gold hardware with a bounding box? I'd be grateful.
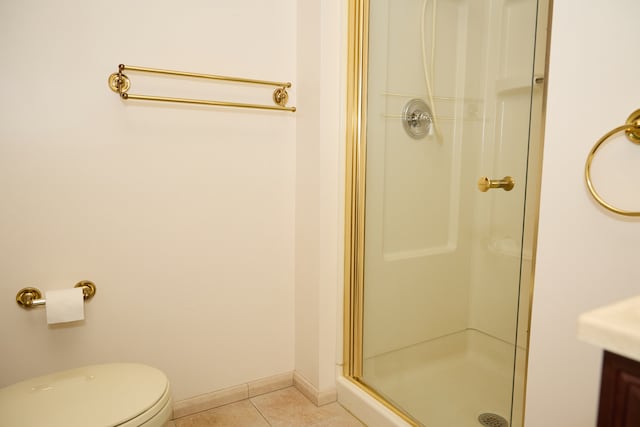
[477,176,515,192]
[15,281,97,309]
[625,109,640,143]
[15,287,42,307]
[584,109,640,216]
[344,0,369,383]
[108,64,296,112]
[74,280,96,299]
[108,73,130,93]
[272,87,289,107]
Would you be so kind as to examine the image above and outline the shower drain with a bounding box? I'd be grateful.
[478,413,509,427]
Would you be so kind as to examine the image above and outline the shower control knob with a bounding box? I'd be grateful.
[402,98,433,139]
[477,176,515,192]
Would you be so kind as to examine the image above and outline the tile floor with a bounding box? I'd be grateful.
[169,387,365,427]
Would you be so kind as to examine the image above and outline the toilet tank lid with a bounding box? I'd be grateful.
[0,363,170,427]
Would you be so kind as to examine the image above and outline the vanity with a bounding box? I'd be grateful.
[578,296,640,427]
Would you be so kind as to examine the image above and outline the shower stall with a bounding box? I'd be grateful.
[344,0,548,426]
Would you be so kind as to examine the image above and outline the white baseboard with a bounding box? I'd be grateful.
[172,372,293,419]
[293,371,337,406]
[172,370,339,420]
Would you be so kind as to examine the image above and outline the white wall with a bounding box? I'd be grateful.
[295,0,345,393]
[0,0,297,401]
[526,1,640,425]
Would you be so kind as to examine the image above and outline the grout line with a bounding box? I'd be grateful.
[250,387,363,427]
[175,387,364,426]
[249,395,273,426]
[172,394,248,420]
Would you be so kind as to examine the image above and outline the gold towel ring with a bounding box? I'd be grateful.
[585,109,640,216]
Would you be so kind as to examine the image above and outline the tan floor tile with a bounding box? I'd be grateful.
[173,384,249,419]
[308,404,365,427]
[174,399,270,427]
[248,372,293,397]
[250,387,348,427]
[309,414,366,427]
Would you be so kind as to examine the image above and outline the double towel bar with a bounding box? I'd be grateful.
[108,64,296,112]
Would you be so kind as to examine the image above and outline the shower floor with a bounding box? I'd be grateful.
[362,329,525,427]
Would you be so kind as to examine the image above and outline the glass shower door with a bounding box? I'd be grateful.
[357,0,543,426]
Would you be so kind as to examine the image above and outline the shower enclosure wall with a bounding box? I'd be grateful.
[344,0,548,426]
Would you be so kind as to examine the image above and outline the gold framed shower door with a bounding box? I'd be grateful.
[342,0,553,425]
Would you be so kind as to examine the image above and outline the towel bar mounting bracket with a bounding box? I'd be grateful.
[108,73,130,94]
[625,109,640,143]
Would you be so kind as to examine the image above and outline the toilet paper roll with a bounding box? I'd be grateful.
[46,288,85,324]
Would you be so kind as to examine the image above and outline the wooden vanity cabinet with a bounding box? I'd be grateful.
[598,351,640,427]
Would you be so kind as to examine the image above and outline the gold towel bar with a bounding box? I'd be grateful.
[108,64,296,112]
[16,280,97,309]
[585,109,640,216]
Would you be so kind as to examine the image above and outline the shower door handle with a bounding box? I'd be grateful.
[477,176,515,192]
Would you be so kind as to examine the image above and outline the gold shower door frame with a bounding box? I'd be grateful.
[343,0,552,425]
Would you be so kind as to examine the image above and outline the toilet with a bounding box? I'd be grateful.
[0,363,172,427]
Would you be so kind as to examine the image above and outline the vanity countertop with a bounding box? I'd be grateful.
[578,295,640,362]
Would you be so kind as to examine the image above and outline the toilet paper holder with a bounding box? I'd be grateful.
[16,281,97,308]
